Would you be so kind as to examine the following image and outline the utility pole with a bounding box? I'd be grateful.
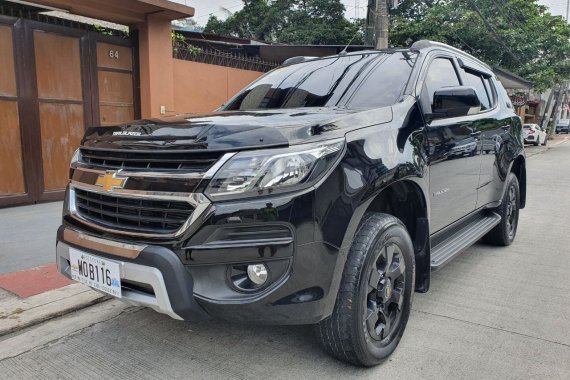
[566,0,569,22]
[554,80,568,120]
[541,88,555,131]
[374,0,389,49]
[550,83,566,133]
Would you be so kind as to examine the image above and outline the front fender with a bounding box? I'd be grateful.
[313,104,429,295]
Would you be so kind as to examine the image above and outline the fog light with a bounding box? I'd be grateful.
[247,264,268,285]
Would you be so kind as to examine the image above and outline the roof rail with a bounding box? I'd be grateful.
[282,56,318,66]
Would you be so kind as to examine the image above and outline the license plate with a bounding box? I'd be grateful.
[69,248,122,297]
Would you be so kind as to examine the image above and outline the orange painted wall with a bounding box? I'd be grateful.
[138,15,175,118]
[173,59,263,115]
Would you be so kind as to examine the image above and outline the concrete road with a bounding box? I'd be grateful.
[1,142,569,379]
[0,202,62,275]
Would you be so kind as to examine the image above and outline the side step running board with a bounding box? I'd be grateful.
[430,212,501,270]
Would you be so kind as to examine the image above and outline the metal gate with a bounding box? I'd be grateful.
[0,16,138,207]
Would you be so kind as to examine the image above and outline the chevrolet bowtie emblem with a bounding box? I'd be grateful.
[95,172,127,191]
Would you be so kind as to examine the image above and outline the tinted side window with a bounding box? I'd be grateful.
[463,70,491,110]
[424,58,460,107]
[348,52,416,109]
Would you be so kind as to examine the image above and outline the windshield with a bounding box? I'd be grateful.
[223,52,416,111]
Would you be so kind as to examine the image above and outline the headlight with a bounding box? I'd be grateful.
[70,148,81,166]
[205,139,345,200]
[69,148,81,178]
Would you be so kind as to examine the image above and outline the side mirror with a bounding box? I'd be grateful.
[429,86,482,120]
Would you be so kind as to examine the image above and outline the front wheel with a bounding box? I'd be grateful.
[315,213,415,366]
[483,172,520,246]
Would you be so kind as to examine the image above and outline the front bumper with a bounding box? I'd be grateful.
[57,227,208,321]
[56,225,343,325]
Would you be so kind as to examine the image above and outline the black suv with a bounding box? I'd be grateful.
[56,40,525,366]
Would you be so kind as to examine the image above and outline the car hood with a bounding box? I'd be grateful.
[82,107,393,151]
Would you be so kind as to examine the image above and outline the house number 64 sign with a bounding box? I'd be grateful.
[109,49,119,59]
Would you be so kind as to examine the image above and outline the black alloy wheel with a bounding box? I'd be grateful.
[364,244,406,342]
[315,213,414,366]
[505,184,518,240]
[483,172,520,246]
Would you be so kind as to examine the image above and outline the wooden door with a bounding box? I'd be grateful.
[0,19,137,208]
[0,24,26,198]
[34,31,86,193]
[95,42,135,125]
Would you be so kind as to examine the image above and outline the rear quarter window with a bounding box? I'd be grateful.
[496,80,514,109]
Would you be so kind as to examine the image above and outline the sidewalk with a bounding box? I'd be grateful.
[0,258,108,338]
[0,284,107,336]
[550,133,570,145]
[0,201,108,336]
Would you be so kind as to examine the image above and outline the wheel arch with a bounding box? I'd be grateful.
[363,179,431,292]
[510,155,526,209]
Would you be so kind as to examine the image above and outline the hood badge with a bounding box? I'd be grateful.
[95,172,127,191]
[112,131,142,136]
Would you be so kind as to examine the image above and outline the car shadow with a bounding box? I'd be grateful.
[95,306,372,378]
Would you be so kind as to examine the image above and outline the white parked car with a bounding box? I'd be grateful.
[523,124,547,146]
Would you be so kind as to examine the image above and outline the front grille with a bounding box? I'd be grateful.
[74,188,194,234]
[80,148,223,172]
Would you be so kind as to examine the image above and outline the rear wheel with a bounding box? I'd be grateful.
[483,172,520,246]
[542,136,547,146]
[315,213,414,366]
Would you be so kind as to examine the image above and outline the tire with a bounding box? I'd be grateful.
[315,213,415,366]
[534,138,540,146]
[542,136,547,146]
[483,172,520,246]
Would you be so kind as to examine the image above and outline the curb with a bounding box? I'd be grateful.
[0,283,109,337]
[0,299,129,361]
[545,134,569,146]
